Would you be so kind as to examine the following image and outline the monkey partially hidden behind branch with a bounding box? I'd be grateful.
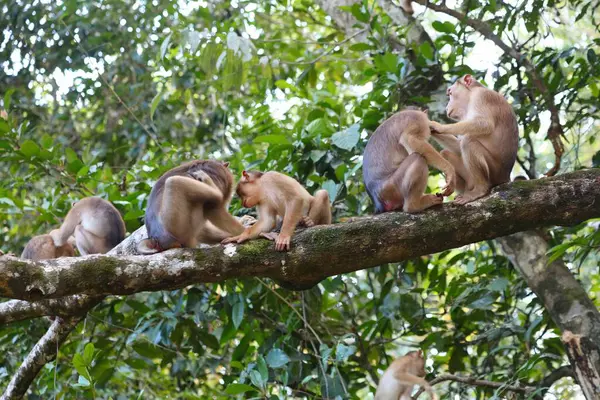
[21,234,75,261]
[49,197,126,255]
[363,107,456,214]
[375,350,437,400]
[137,160,244,254]
[221,170,331,251]
[429,74,519,204]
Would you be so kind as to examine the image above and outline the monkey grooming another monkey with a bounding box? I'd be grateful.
[138,160,244,254]
[21,234,75,261]
[363,107,456,214]
[375,350,437,400]
[429,74,519,204]
[221,170,331,251]
[50,197,126,255]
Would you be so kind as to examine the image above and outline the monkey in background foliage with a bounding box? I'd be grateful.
[21,234,75,261]
[363,107,456,214]
[375,350,437,400]
[138,160,244,254]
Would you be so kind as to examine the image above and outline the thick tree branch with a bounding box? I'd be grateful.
[0,295,103,324]
[0,169,597,302]
[413,0,565,176]
[0,315,89,400]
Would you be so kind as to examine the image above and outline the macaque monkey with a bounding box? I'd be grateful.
[429,74,519,204]
[400,0,414,14]
[363,107,456,213]
[21,234,75,261]
[221,171,331,251]
[375,350,437,400]
[138,160,244,254]
[50,197,126,255]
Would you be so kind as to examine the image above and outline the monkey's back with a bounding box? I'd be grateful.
[363,110,428,197]
[145,160,233,244]
[21,234,75,260]
[260,171,312,216]
[73,197,126,248]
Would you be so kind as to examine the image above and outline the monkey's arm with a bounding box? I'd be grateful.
[221,208,276,244]
[393,373,437,400]
[206,207,244,236]
[164,176,223,204]
[430,133,461,154]
[403,135,456,196]
[429,118,493,138]
[275,200,305,251]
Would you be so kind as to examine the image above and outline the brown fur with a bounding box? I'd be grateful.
[222,170,331,251]
[21,234,75,261]
[138,160,244,254]
[429,74,519,204]
[363,108,456,213]
[50,197,125,255]
[375,350,437,400]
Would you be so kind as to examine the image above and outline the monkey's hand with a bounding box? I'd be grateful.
[442,170,456,196]
[274,233,291,251]
[221,233,250,245]
[429,120,446,135]
[189,170,217,187]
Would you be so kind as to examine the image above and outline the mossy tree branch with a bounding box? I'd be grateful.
[0,169,598,303]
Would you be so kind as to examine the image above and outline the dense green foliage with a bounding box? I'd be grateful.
[1,0,599,398]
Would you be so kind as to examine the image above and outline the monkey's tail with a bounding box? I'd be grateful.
[137,238,161,255]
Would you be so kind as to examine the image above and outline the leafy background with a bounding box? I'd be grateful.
[0,0,599,398]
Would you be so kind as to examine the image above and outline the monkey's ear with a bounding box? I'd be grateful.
[422,108,429,115]
[464,74,473,87]
[242,170,250,180]
[222,161,230,168]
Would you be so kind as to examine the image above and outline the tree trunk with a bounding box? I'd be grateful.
[498,232,600,399]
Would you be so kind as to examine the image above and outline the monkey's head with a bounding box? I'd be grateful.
[446,74,481,120]
[406,350,426,377]
[236,170,264,208]
[189,160,235,199]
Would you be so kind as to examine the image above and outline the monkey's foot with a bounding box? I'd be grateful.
[259,232,279,241]
[299,216,315,228]
[454,190,488,205]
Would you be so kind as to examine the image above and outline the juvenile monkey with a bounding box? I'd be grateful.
[363,107,456,213]
[429,74,519,204]
[21,234,75,261]
[221,171,331,251]
[50,197,126,255]
[138,160,244,254]
[375,350,437,400]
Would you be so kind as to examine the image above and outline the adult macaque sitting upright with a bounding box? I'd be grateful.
[222,170,331,251]
[429,74,519,204]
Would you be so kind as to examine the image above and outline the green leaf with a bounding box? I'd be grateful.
[150,89,163,121]
[72,354,91,381]
[40,134,53,149]
[132,342,163,359]
[254,135,291,145]
[232,301,244,329]
[488,278,509,292]
[4,88,15,110]
[225,383,258,394]
[592,150,600,168]
[77,375,91,387]
[349,43,372,52]
[588,49,598,64]
[249,370,266,390]
[65,148,79,163]
[160,33,172,60]
[419,41,434,60]
[0,119,8,134]
[335,343,356,362]
[20,140,40,157]
[124,209,145,221]
[274,80,297,92]
[83,343,95,365]
[331,124,360,150]
[257,355,268,381]
[321,180,338,204]
[432,21,455,33]
[266,348,290,368]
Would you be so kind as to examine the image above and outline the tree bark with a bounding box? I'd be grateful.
[0,169,598,302]
[498,232,600,399]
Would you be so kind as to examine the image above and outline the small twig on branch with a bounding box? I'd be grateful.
[0,315,90,400]
[413,0,564,176]
[412,374,533,399]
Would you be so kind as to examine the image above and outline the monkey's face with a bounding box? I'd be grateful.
[408,350,426,377]
[446,75,473,121]
[236,171,262,208]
